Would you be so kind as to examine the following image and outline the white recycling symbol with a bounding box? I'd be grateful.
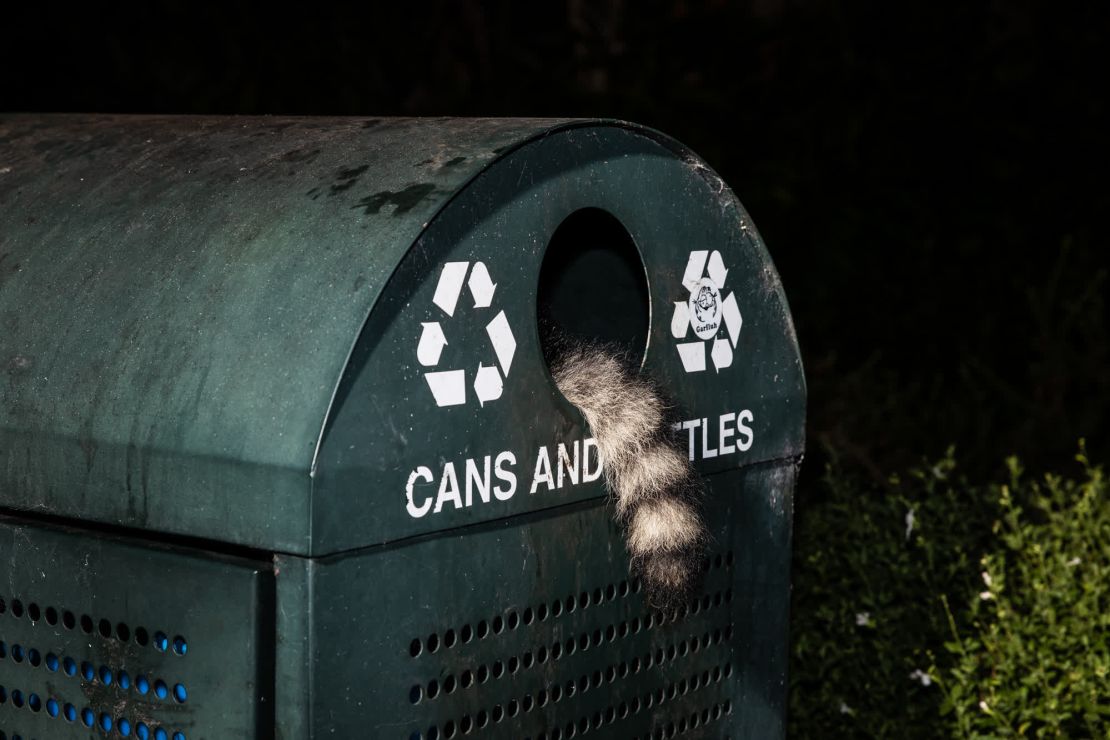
[670,250,743,373]
[418,260,517,407]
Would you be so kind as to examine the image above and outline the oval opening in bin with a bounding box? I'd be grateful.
[537,208,650,371]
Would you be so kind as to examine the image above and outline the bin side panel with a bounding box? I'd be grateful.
[0,515,274,739]
[301,460,795,739]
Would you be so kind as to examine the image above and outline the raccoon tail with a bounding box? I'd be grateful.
[549,339,707,607]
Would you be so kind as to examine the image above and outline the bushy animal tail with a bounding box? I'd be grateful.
[549,340,707,607]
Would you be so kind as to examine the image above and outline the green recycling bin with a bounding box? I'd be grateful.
[0,115,805,739]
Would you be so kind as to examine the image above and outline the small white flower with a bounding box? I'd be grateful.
[909,669,932,686]
[839,701,852,715]
[981,571,993,587]
[1067,557,1081,567]
[979,700,991,713]
[855,611,872,627]
[904,507,916,541]
[979,591,993,600]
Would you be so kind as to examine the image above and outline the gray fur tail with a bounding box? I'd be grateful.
[550,341,707,607]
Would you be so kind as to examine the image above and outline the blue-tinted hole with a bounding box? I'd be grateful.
[136,676,150,695]
[64,703,77,721]
[119,718,132,736]
[81,661,95,681]
[82,707,95,727]
[28,648,40,666]
[45,653,59,671]
[119,670,132,690]
[63,657,77,676]
[136,723,150,740]
[99,666,113,685]
[28,692,41,712]
[153,632,169,652]
[0,685,7,703]
[173,684,187,703]
[11,690,23,707]
[0,641,6,658]
[173,733,186,740]
[100,712,113,731]
[155,728,168,740]
[11,644,23,662]
[154,680,168,700]
[46,698,59,717]
[172,636,187,656]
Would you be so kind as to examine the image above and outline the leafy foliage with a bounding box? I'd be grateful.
[789,447,1109,737]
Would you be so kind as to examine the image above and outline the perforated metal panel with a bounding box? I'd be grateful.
[294,462,794,738]
[0,516,274,739]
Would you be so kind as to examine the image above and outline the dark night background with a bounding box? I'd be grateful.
[3,2,1108,732]
[5,1,1106,479]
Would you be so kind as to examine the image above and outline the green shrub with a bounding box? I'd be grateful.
[935,450,1109,737]
[789,447,1108,738]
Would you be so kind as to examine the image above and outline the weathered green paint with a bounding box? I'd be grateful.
[0,115,804,738]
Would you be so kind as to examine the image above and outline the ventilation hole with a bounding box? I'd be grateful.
[46,697,59,717]
[460,624,473,643]
[508,656,519,674]
[477,664,490,683]
[443,675,456,694]
[63,611,75,630]
[100,666,113,685]
[173,684,188,703]
[119,670,132,690]
[154,679,169,700]
[155,728,168,740]
[459,715,472,734]
[551,600,563,617]
[135,627,149,646]
[492,616,504,634]
[81,707,94,727]
[64,702,77,722]
[80,614,93,633]
[523,608,534,625]
[10,600,23,618]
[28,648,40,667]
[136,675,150,695]
[538,604,549,621]
[476,621,489,639]
[426,633,440,653]
[81,661,95,681]
[409,685,423,705]
[460,670,473,689]
[492,705,504,722]
[116,623,131,642]
[10,644,23,662]
[507,611,519,630]
[507,699,519,717]
[45,652,58,671]
[409,638,422,657]
[137,723,151,740]
[153,631,169,651]
[173,732,185,740]
[63,657,77,676]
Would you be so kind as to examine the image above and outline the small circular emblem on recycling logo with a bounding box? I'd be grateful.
[670,250,742,373]
[417,261,517,408]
